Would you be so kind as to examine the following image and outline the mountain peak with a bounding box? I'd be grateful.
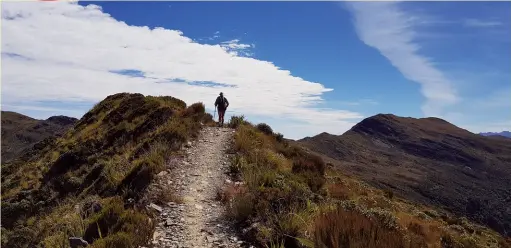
[46,115,78,126]
[298,113,511,237]
[348,113,405,138]
[349,113,473,139]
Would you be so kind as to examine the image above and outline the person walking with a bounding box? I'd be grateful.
[214,92,229,126]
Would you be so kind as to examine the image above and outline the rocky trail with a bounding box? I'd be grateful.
[144,127,248,248]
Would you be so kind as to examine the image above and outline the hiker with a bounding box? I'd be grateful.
[214,92,229,126]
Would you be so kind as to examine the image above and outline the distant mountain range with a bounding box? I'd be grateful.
[1,111,77,162]
[480,131,511,138]
[297,114,511,237]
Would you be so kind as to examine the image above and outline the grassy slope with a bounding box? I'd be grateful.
[223,116,511,248]
[1,93,213,248]
[297,114,511,238]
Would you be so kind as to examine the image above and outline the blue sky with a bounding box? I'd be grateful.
[2,1,510,139]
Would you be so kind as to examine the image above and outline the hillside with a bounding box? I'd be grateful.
[2,99,510,248]
[1,111,77,162]
[221,117,510,248]
[1,93,213,248]
[298,114,511,237]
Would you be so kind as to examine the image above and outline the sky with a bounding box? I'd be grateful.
[2,1,510,139]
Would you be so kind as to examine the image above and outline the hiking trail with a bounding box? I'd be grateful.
[145,126,247,248]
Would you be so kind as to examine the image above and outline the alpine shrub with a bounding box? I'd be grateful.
[256,123,273,136]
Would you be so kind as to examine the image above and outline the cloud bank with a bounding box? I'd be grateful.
[2,1,363,139]
[346,2,459,118]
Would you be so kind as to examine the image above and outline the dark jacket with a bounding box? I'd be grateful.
[215,96,229,110]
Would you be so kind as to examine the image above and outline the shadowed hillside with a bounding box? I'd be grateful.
[298,114,511,237]
[1,111,77,162]
[1,93,213,248]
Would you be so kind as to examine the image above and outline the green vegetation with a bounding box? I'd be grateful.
[2,94,509,248]
[1,93,213,248]
[223,116,511,248]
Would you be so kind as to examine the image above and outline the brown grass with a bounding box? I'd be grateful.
[225,120,329,246]
[327,183,352,200]
[224,116,511,248]
[395,212,443,247]
[313,208,427,248]
[216,183,247,204]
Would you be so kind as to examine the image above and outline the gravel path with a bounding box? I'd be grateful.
[146,127,246,248]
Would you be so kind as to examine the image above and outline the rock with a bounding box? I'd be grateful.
[149,203,163,212]
[157,171,168,177]
[201,228,213,235]
[225,179,232,184]
[195,204,204,210]
[185,141,192,148]
[69,237,89,248]
[165,218,174,226]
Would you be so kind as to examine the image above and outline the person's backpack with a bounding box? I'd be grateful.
[218,96,226,108]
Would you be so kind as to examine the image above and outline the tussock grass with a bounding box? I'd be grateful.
[256,123,274,136]
[224,116,511,248]
[313,208,426,248]
[228,115,247,128]
[1,93,213,248]
[226,119,326,246]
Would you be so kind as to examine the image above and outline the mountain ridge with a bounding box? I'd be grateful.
[1,111,78,162]
[298,113,511,237]
[480,131,511,138]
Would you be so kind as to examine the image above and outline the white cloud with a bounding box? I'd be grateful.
[219,39,254,56]
[463,18,502,28]
[1,1,364,139]
[208,31,221,41]
[346,2,459,118]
